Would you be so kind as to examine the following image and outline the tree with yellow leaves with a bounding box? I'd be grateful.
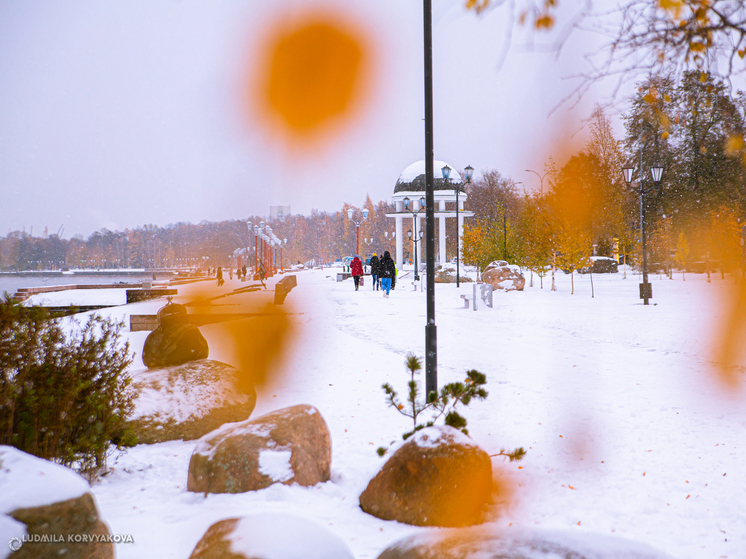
[554,227,592,295]
[675,231,691,280]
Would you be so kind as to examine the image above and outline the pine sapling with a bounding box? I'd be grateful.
[381,353,489,440]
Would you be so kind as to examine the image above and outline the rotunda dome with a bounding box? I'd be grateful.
[394,160,465,194]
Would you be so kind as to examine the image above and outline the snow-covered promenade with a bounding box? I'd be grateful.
[83,268,743,558]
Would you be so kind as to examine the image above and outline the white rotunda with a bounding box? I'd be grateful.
[385,160,474,272]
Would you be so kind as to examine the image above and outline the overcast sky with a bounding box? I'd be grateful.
[2,0,630,239]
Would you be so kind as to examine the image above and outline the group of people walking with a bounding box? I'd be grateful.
[215,263,266,288]
[349,251,396,297]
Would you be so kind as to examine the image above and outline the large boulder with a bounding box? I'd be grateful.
[187,404,331,494]
[189,513,354,559]
[142,301,209,368]
[481,261,525,291]
[126,359,257,444]
[376,525,677,559]
[0,446,113,559]
[435,265,473,284]
[359,426,493,527]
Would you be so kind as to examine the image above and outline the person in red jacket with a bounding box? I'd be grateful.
[350,255,364,291]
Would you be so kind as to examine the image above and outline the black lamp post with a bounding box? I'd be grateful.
[622,164,663,305]
[422,0,438,396]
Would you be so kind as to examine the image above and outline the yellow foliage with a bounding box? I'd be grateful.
[658,0,684,18]
[690,42,706,53]
[725,134,744,156]
[466,0,491,14]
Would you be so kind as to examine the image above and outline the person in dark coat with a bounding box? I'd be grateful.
[217,266,224,286]
[257,262,267,289]
[369,253,380,291]
[350,255,364,291]
[380,251,395,297]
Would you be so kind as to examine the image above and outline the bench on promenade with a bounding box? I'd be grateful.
[460,283,493,310]
[274,274,297,305]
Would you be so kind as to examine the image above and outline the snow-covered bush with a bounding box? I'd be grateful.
[0,295,135,479]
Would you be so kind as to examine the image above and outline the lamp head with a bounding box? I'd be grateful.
[622,167,635,184]
[347,208,353,220]
[419,230,423,239]
[403,197,411,210]
[407,229,413,240]
[419,197,426,210]
[362,209,369,220]
[650,166,663,183]
[441,165,451,181]
[464,165,474,182]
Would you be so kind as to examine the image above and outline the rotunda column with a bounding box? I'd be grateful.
[416,214,423,273]
[458,197,464,257]
[395,215,403,271]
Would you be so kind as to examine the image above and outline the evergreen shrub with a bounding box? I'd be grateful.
[0,295,135,478]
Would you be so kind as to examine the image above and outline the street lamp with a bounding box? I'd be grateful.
[443,164,473,287]
[525,168,551,194]
[347,208,369,256]
[741,224,746,281]
[407,228,425,281]
[384,230,396,252]
[403,196,426,281]
[622,163,663,305]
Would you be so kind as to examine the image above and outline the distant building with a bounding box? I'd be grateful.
[270,205,291,221]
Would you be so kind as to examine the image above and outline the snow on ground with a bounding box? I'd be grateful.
[24,287,129,307]
[78,268,744,558]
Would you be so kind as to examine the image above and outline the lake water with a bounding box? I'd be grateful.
[0,271,177,298]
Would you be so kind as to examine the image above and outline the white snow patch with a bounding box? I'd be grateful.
[0,515,26,559]
[410,426,479,449]
[258,449,294,482]
[229,513,354,559]
[129,362,252,423]
[0,446,90,514]
[192,421,274,459]
[23,288,128,307]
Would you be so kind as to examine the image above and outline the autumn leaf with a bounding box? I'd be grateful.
[535,15,555,29]
[690,42,706,53]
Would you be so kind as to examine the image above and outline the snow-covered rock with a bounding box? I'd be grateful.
[0,446,112,559]
[189,512,354,559]
[127,359,257,444]
[376,525,677,559]
[435,266,473,284]
[187,404,331,494]
[481,261,525,291]
[359,426,493,527]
